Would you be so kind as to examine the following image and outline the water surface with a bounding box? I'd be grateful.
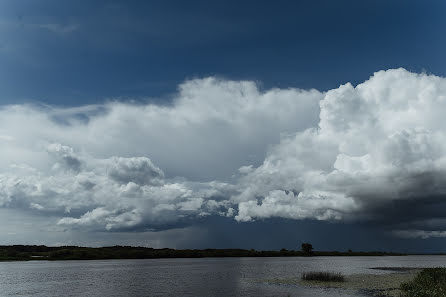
[1,256,445,297]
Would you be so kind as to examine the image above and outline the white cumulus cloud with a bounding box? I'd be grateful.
[234,69,446,235]
[2,69,446,238]
[0,77,320,231]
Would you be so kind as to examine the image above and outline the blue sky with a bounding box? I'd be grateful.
[1,0,445,105]
[2,1,446,252]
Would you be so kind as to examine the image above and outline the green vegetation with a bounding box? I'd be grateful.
[0,245,405,261]
[399,268,446,297]
[302,271,345,282]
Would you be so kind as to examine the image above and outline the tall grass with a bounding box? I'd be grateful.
[301,271,345,282]
[399,268,446,297]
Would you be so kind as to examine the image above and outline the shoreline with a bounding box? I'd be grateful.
[1,245,439,261]
[2,254,446,262]
[264,267,422,297]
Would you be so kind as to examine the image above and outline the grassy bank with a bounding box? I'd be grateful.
[399,268,446,297]
[264,268,420,296]
[268,268,446,296]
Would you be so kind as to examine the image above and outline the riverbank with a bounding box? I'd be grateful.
[263,267,422,296]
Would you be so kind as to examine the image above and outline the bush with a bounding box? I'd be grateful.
[302,271,345,282]
[400,268,446,297]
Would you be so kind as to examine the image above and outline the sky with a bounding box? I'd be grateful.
[1,0,446,253]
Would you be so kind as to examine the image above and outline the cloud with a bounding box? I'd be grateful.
[107,157,164,186]
[394,230,446,239]
[234,69,446,236]
[47,143,83,172]
[38,23,79,34]
[0,78,321,181]
[0,142,235,231]
[0,77,320,231]
[2,69,446,238]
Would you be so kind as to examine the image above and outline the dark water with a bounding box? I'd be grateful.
[1,256,446,297]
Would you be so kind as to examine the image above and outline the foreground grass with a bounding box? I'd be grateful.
[302,271,345,282]
[399,268,446,297]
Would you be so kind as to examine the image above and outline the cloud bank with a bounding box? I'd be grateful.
[2,69,446,237]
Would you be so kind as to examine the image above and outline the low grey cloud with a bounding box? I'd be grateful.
[2,69,446,238]
[0,143,236,231]
[38,23,79,34]
[394,230,446,239]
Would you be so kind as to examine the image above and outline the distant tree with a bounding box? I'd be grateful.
[301,243,313,256]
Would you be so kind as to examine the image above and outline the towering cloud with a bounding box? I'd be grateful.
[1,69,446,238]
[235,69,446,236]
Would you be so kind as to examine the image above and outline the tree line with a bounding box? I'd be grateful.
[0,244,405,261]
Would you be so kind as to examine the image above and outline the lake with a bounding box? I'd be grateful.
[1,256,445,297]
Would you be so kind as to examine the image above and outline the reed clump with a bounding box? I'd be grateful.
[301,271,345,282]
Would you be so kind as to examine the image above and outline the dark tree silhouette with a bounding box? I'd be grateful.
[301,243,313,256]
